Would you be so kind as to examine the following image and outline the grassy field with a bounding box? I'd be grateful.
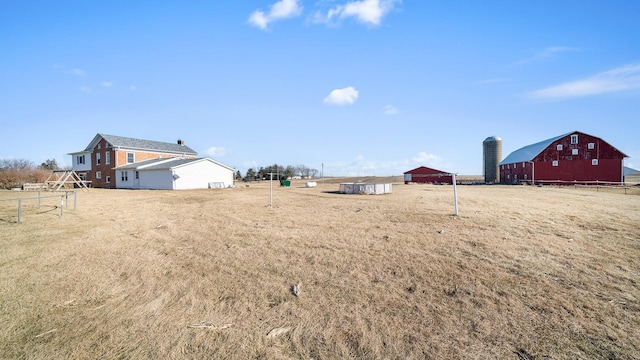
[1,179,639,359]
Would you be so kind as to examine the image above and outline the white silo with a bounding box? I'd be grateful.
[483,136,502,184]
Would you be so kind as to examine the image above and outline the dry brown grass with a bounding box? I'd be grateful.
[1,179,639,359]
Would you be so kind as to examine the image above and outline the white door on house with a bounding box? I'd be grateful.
[134,171,140,188]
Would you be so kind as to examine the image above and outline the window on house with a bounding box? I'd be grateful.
[571,135,578,144]
[106,176,110,183]
[127,153,134,163]
[105,152,110,165]
[121,171,128,181]
[524,174,528,180]
[592,159,599,166]
[522,162,526,168]
[557,144,563,151]
[76,155,85,165]
[552,160,559,167]
[507,174,510,179]
[96,153,101,165]
[514,163,517,168]
[98,144,101,149]
[96,171,101,179]
[572,149,578,155]
[588,143,595,149]
[135,171,139,180]
[514,174,518,180]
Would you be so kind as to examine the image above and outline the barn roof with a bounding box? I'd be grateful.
[85,133,197,155]
[500,132,571,165]
[500,131,628,165]
[404,166,450,175]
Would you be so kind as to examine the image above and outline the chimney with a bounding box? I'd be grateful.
[177,139,184,146]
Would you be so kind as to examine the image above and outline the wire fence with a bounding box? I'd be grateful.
[533,180,640,195]
[0,190,77,224]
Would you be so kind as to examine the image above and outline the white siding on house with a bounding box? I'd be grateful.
[115,170,133,189]
[70,152,91,172]
[140,169,174,190]
[113,157,234,190]
[172,159,234,190]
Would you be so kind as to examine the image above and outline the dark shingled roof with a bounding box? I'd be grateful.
[140,158,199,170]
[86,134,197,155]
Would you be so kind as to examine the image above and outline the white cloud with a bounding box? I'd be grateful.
[383,104,398,114]
[312,0,400,26]
[514,46,578,65]
[79,86,91,93]
[323,151,445,176]
[242,160,259,169]
[324,86,359,105]
[101,81,113,87]
[477,78,511,84]
[205,146,228,157]
[67,68,85,76]
[528,63,640,101]
[412,152,441,165]
[248,0,303,30]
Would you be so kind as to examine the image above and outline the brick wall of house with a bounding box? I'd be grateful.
[88,138,116,188]
[115,151,186,166]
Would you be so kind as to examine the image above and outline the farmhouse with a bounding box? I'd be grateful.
[404,166,453,185]
[113,157,234,190]
[69,133,197,188]
[499,131,628,184]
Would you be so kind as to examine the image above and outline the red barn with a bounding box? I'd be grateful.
[404,166,453,184]
[499,131,627,184]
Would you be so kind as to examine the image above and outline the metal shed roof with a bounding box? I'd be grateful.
[113,157,234,172]
[499,132,570,165]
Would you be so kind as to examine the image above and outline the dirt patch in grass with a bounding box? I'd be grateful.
[1,181,639,359]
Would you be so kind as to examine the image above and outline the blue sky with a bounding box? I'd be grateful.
[1,0,639,176]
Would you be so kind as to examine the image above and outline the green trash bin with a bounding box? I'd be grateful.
[280,180,291,187]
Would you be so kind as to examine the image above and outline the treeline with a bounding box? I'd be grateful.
[240,164,319,181]
[0,159,60,190]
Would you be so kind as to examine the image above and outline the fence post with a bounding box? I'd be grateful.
[60,196,64,217]
[17,198,22,224]
[452,173,458,216]
[73,191,77,211]
[38,191,41,208]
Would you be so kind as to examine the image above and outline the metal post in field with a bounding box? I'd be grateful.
[38,191,41,208]
[60,196,63,217]
[17,198,22,224]
[268,172,274,208]
[452,173,458,216]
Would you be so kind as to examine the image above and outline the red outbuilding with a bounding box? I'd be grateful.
[404,166,453,185]
[499,131,628,184]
